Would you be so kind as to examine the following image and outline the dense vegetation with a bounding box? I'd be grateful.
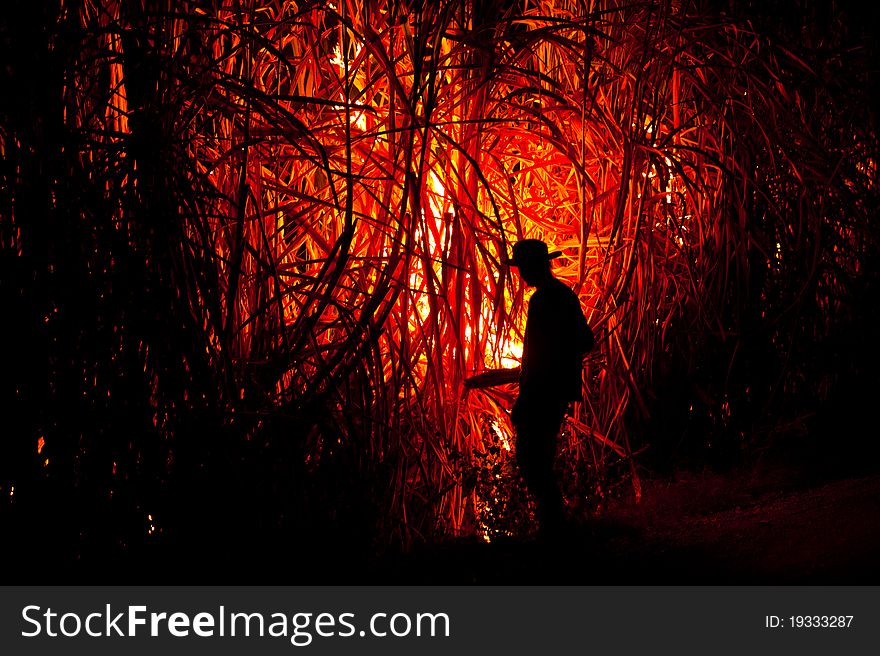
[1,0,877,578]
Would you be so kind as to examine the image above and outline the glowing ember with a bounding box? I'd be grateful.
[488,418,512,453]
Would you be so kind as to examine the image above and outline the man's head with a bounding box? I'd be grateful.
[502,239,561,287]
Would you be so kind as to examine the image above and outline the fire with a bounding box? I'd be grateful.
[499,338,523,370]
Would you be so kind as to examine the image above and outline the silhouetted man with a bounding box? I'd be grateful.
[503,239,594,536]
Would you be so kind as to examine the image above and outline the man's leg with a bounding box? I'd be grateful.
[530,427,563,534]
[516,411,565,534]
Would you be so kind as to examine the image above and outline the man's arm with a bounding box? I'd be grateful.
[463,367,521,390]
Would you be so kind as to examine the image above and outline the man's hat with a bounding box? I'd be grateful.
[501,239,562,267]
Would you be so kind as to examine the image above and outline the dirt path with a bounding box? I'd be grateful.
[383,470,880,583]
[625,472,880,583]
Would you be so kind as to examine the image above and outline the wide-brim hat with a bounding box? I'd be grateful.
[501,239,562,267]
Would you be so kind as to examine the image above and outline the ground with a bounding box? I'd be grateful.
[14,440,878,584]
[379,457,880,584]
